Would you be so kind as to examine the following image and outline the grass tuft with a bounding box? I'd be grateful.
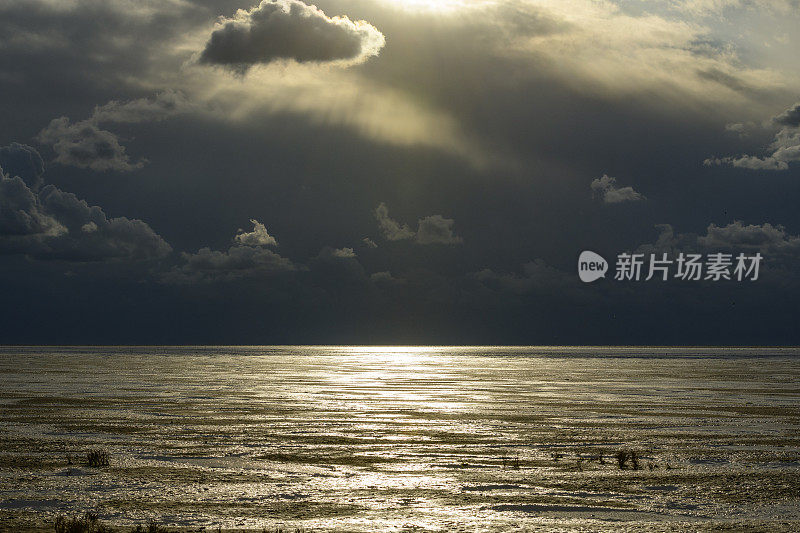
[86,450,110,468]
[54,512,112,533]
[616,449,640,470]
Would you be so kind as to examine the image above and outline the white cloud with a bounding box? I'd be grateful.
[375,202,415,241]
[416,214,463,245]
[636,220,800,258]
[590,174,645,203]
[235,219,278,247]
[163,218,294,283]
[375,203,462,245]
[331,247,356,258]
[705,101,800,170]
[37,91,194,172]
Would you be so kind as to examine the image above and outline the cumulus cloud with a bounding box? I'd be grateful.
[590,174,646,203]
[416,215,463,245]
[0,145,171,261]
[706,101,800,170]
[330,247,356,258]
[773,102,800,128]
[0,143,45,190]
[311,245,370,288]
[164,220,294,283]
[362,237,377,248]
[37,91,194,172]
[370,270,404,285]
[375,202,415,241]
[698,220,800,254]
[704,154,788,170]
[636,220,800,259]
[198,0,385,72]
[724,122,752,138]
[165,245,295,283]
[235,219,278,246]
[37,117,144,172]
[0,175,64,238]
[374,202,462,245]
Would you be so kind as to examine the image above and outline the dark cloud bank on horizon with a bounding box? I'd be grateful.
[0,0,799,344]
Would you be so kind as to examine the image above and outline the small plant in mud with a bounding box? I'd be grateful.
[86,449,110,467]
[500,451,520,469]
[54,512,112,533]
[616,449,640,470]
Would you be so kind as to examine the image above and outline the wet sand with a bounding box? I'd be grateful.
[1,346,799,531]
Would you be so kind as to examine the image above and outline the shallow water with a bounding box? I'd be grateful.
[1,346,799,531]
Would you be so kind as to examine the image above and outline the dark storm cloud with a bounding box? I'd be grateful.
[374,203,462,245]
[0,143,45,190]
[773,102,800,128]
[0,175,62,237]
[0,145,171,261]
[198,0,385,71]
[310,245,371,288]
[590,175,646,204]
[164,245,296,283]
[0,0,202,127]
[35,185,173,261]
[0,0,799,344]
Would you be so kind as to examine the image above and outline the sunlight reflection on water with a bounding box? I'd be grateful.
[0,346,799,530]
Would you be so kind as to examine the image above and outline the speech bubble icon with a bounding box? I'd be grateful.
[578,251,608,283]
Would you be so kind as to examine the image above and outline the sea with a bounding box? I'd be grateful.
[1,346,799,531]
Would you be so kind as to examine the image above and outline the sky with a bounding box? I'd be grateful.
[0,0,799,344]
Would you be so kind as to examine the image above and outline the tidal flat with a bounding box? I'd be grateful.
[1,346,799,531]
